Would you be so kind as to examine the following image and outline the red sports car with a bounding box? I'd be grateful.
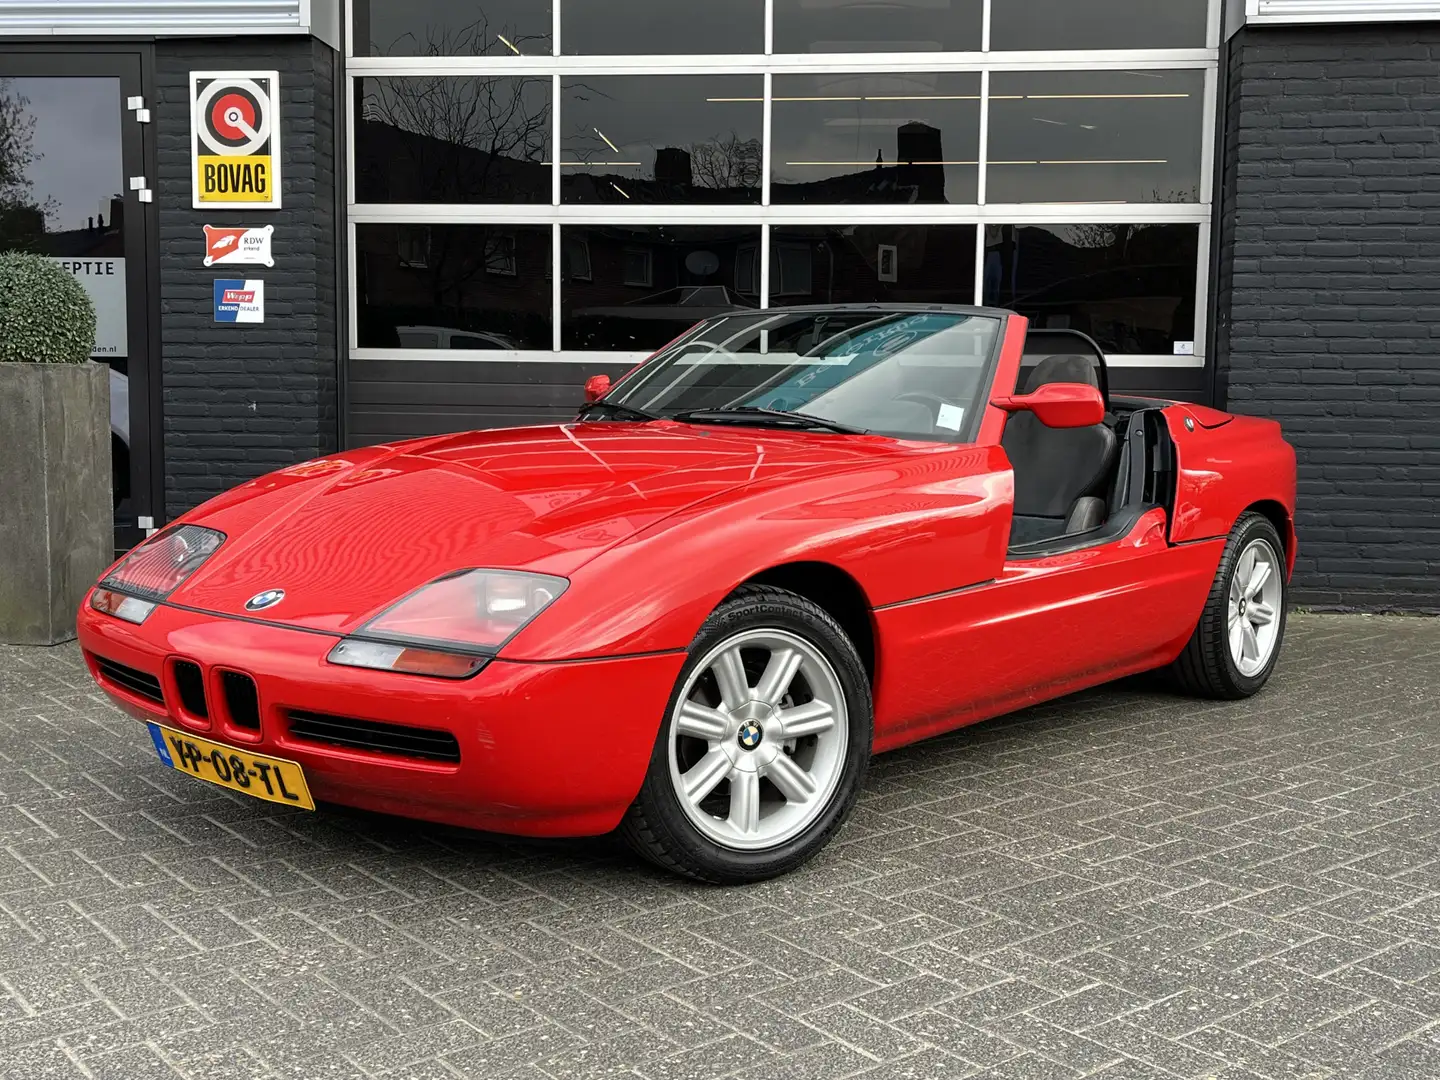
[78,306,1296,883]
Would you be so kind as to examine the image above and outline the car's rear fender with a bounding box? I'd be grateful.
[1164,406,1297,574]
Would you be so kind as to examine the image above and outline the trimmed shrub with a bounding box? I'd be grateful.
[0,251,97,363]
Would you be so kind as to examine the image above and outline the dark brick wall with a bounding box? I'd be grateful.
[155,38,339,521]
[1218,24,1440,613]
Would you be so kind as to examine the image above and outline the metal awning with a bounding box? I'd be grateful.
[1232,0,1440,34]
[0,0,339,48]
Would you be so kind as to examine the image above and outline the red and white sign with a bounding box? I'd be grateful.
[203,224,274,267]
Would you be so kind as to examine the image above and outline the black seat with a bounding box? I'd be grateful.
[1000,354,1118,546]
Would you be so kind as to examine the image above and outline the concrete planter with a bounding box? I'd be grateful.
[0,362,113,645]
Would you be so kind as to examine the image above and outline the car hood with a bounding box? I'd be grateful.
[167,421,896,633]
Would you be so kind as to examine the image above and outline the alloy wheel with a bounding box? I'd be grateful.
[667,628,849,851]
[1228,537,1282,677]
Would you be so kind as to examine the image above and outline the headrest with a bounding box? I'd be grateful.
[1024,354,1099,395]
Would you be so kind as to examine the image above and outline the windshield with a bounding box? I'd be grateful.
[600,309,1003,441]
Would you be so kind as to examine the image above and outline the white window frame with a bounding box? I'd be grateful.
[345,0,1221,370]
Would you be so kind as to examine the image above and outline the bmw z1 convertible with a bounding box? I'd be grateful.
[78,306,1296,882]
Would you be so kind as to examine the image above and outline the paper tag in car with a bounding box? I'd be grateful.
[936,403,965,431]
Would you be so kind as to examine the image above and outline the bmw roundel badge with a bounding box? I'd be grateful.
[245,589,286,611]
[737,720,764,750]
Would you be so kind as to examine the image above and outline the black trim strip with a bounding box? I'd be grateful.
[158,601,344,638]
[501,647,690,665]
[873,579,995,612]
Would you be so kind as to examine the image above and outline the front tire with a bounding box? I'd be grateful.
[1169,511,1288,699]
[621,585,872,884]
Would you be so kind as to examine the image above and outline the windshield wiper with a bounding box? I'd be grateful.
[576,399,661,422]
[670,406,867,435]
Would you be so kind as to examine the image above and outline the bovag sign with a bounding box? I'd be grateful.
[190,72,282,209]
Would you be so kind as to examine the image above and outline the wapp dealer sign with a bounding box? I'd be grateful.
[190,72,281,209]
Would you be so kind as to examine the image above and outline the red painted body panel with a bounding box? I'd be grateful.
[1164,406,1298,573]
[872,510,1223,751]
[503,442,1014,660]
[75,600,681,835]
[167,423,906,633]
[77,307,1300,843]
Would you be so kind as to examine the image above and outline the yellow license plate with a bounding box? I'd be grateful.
[145,722,314,810]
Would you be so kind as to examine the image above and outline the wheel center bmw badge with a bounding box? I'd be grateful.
[737,721,763,750]
[245,589,285,611]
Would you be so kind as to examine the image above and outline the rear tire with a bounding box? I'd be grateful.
[1169,511,1288,699]
[621,585,872,884]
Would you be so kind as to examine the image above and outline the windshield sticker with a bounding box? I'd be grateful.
[936,403,966,431]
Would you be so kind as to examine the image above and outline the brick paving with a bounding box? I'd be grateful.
[2,614,1439,1079]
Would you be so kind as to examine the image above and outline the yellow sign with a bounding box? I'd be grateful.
[146,721,315,809]
[196,155,274,202]
[190,71,281,210]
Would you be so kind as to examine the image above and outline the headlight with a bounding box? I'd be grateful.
[326,569,568,678]
[91,525,226,624]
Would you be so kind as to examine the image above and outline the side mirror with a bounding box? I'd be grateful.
[583,374,611,403]
[990,382,1105,429]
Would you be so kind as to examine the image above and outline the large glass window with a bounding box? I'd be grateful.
[990,0,1209,51]
[987,70,1206,204]
[771,73,980,205]
[347,1,1219,384]
[983,223,1200,355]
[773,0,983,54]
[354,77,550,203]
[355,0,553,57]
[560,76,763,204]
[561,226,763,350]
[562,0,764,55]
[355,224,552,350]
[768,226,976,306]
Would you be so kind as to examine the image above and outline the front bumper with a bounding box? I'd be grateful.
[76,597,684,837]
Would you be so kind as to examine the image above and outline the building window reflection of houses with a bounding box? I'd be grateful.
[986,70,1206,205]
[560,76,763,205]
[768,225,977,307]
[357,223,552,350]
[983,223,1200,356]
[770,72,980,206]
[561,226,762,351]
[354,76,551,204]
[772,0,983,53]
[988,0,1208,51]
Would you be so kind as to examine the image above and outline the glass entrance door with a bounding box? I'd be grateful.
[0,53,156,553]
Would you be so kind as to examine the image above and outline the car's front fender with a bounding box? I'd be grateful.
[500,443,1014,662]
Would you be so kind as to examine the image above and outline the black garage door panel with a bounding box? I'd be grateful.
[344,359,1208,448]
[347,359,632,446]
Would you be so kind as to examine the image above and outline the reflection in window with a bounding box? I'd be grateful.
[563,237,592,281]
[355,0,552,56]
[355,224,552,350]
[560,76,762,204]
[735,244,760,297]
[773,0,982,53]
[562,226,762,350]
[987,70,1205,204]
[354,77,550,203]
[990,0,1209,51]
[768,225,977,306]
[982,223,1199,355]
[562,0,763,54]
[484,233,517,276]
[771,73,980,205]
